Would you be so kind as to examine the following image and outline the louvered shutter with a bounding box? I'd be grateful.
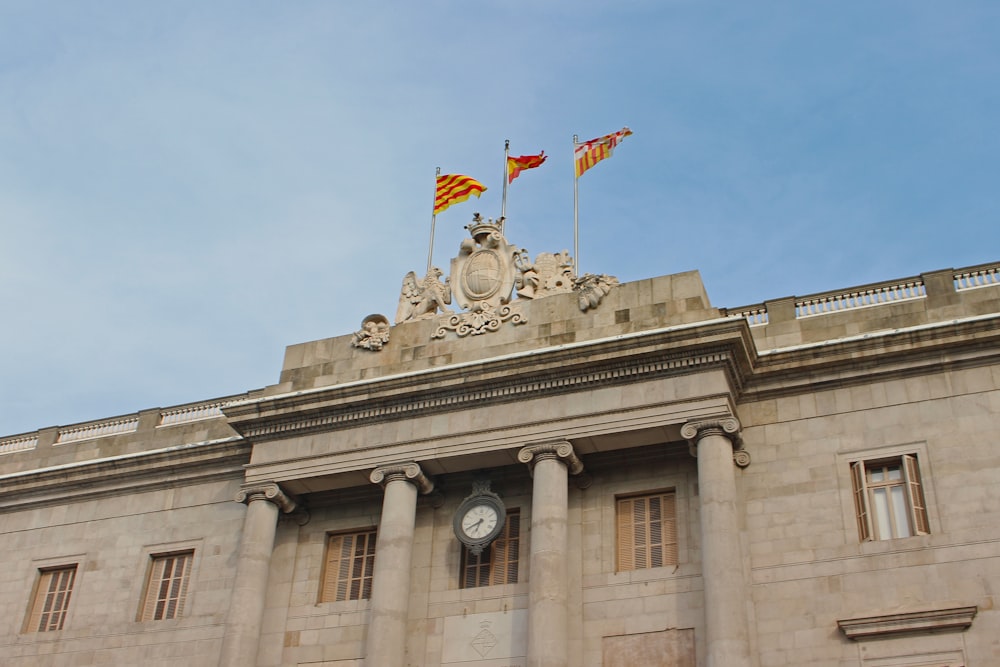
[902,454,929,535]
[850,461,872,541]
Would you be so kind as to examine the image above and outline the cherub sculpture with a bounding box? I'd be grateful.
[396,267,454,323]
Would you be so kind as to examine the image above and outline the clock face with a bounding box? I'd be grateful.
[461,504,499,539]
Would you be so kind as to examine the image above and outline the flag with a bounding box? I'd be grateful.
[574,127,633,178]
[434,174,487,215]
[507,151,547,183]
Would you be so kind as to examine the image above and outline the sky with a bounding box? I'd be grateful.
[2,1,999,437]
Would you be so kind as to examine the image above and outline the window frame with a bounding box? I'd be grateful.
[319,528,378,603]
[139,550,195,622]
[460,508,521,589]
[850,453,930,542]
[24,564,78,633]
[615,490,678,573]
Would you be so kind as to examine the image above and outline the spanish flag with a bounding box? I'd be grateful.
[507,151,547,184]
[574,127,632,178]
[434,174,487,215]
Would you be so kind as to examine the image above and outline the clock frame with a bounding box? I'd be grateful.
[453,486,506,556]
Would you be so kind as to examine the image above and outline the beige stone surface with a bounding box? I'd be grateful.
[3,262,1000,666]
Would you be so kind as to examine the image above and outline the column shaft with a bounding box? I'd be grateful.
[518,442,582,667]
[219,494,281,667]
[365,463,432,667]
[528,455,569,667]
[691,424,752,667]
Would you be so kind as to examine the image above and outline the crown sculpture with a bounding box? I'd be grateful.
[351,214,618,349]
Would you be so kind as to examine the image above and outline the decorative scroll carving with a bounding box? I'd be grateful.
[396,268,453,323]
[733,450,752,468]
[370,462,435,495]
[516,250,576,299]
[235,482,297,513]
[352,314,391,351]
[518,440,585,476]
[574,273,619,311]
[431,301,526,339]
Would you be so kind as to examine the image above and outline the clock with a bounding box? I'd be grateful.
[453,485,506,555]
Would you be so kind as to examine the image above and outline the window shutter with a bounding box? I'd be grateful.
[617,497,636,572]
[850,461,872,541]
[459,510,520,588]
[27,567,76,632]
[141,557,167,621]
[902,454,929,535]
[321,530,376,602]
[617,493,677,572]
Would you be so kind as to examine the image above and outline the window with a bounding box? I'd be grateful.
[461,509,520,588]
[851,455,929,541]
[140,551,193,621]
[320,529,377,602]
[617,492,677,571]
[26,565,77,632]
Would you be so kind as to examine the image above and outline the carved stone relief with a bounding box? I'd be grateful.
[351,314,390,351]
[396,267,453,324]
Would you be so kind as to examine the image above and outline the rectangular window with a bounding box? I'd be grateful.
[26,565,77,632]
[320,529,377,602]
[851,455,929,541]
[140,551,193,621]
[461,509,520,588]
[617,492,677,572]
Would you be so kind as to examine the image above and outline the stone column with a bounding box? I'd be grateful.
[219,482,297,667]
[518,441,585,667]
[365,462,435,667]
[681,418,752,667]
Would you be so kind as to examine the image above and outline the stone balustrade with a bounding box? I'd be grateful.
[56,416,139,444]
[724,260,1000,330]
[954,263,1000,291]
[158,400,236,426]
[0,434,38,455]
[795,279,926,317]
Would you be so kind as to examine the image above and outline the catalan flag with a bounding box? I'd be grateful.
[434,174,487,215]
[507,151,547,184]
[574,127,633,178]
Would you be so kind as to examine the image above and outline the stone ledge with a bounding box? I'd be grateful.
[837,605,977,640]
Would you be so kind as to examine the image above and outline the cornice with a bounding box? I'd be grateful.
[0,437,250,511]
[226,321,757,443]
[837,605,977,639]
[743,314,1000,401]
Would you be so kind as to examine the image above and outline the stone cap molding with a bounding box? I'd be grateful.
[235,482,298,514]
[370,462,435,495]
[837,605,977,640]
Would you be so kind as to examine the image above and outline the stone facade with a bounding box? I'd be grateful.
[1,254,999,667]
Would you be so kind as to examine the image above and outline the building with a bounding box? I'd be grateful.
[1,221,999,666]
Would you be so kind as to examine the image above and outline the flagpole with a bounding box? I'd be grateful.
[428,167,440,274]
[572,134,579,277]
[501,139,509,233]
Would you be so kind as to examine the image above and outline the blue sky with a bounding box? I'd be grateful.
[2,1,998,436]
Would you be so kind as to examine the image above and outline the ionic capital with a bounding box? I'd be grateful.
[370,462,435,495]
[682,418,750,467]
[235,482,297,514]
[518,440,585,476]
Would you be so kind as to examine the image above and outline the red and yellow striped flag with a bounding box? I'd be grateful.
[507,151,547,184]
[574,127,632,178]
[434,174,487,215]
